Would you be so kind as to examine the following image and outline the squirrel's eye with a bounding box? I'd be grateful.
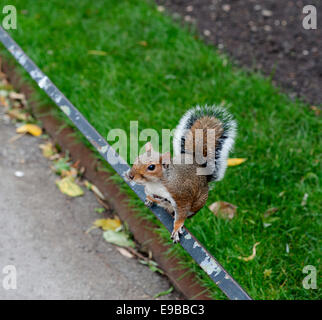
[147,164,155,171]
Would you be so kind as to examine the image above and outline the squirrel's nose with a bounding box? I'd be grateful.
[129,173,134,180]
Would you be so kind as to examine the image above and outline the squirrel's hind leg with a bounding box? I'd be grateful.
[171,205,189,243]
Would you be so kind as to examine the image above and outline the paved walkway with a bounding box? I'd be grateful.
[0,108,179,300]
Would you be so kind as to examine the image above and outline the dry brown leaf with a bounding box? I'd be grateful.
[116,247,134,259]
[84,180,105,200]
[91,184,105,200]
[61,167,78,178]
[71,160,81,169]
[310,106,320,116]
[238,242,260,261]
[227,158,247,166]
[9,91,26,101]
[16,124,42,137]
[95,196,110,211]
[263,207,279,218]
[209,201,237,220]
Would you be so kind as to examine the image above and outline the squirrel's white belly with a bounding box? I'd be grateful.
[145,182,175,206]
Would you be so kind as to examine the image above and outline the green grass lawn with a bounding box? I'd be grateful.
[1,0,320,299]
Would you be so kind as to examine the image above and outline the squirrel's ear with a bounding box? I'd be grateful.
[161,152,171,167]
[145,142,153,152]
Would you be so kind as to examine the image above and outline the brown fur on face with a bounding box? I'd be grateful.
[129,160,163,184]
[127,142,169,184]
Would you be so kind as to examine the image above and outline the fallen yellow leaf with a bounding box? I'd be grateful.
[39,142,57,158]
[227,158,247,166]
[56,176,84,197]
[238,242,260,261]
[93,218,122,231]
[263,207,279,218]
[138,40,148,47]
[7,109,29,121]
[60,167,78,178]
[264,269,272,278]
[88,50,107,56]
[16,124,42,137]
[0,96,8,107]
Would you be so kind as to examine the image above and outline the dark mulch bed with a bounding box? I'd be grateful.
[156,0,321,105]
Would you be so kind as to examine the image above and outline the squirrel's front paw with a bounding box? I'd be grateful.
[144,198,154,207]
[171,230,180,243]
[171,226,184,243]
[171,227,183,243]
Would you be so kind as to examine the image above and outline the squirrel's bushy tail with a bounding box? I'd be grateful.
[173,105,237,181]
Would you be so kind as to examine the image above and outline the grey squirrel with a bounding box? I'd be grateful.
[126,105,237,243]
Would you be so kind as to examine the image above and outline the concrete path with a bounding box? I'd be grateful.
[0,108,179,300]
